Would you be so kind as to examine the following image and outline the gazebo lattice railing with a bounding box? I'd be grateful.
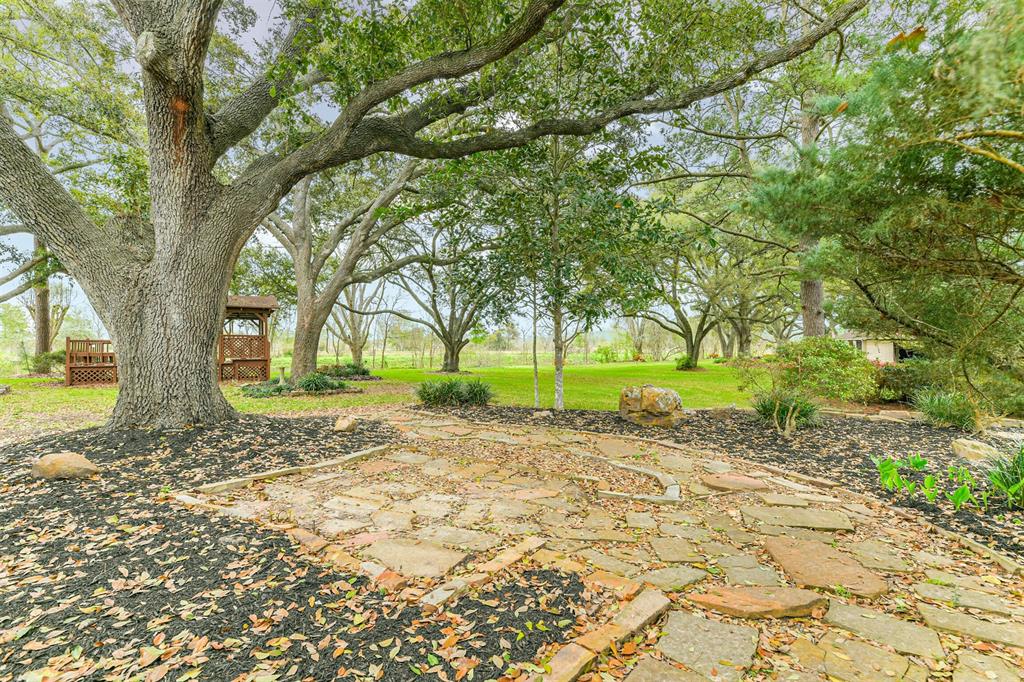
[65,295,278,387]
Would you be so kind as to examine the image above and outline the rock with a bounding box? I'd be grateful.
[640,566,707,591]
[953,651,1024,682]
[333,415,358,432]
[913,581,1020,616]
[758,493,809,507]
[361,538,466,578]
[765,537,888,598]
[741,505,854,531]
[623,658,703,681]
[31,452,101,479]
[919,603,1024,647]
[613,589,671,633]
[625,511,658,530]
[657,611,757,682]
[0,384,10,395]
[577,549,640,577]
[825,600,945,659]
[952,438,1003,461]
[689,586,827,619]
[702,473,769,492]
[619,384,686,427]
[536,643,595,682]
[418,526,501,551]
[720,554,784,587]
[530,410,552,419]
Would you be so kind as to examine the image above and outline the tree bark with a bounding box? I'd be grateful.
[348,342,364,367]
[799,91,826,337]
[552,303,565,410]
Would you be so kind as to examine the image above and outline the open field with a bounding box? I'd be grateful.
[0,361,746,443]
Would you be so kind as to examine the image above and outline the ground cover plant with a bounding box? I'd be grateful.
[913,388,978,432]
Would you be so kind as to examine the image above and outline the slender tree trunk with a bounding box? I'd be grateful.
[348,342,364,367]
[532,287,540,408]
[799,92,826,337]
[552,304,565,410]
[32,244,51,355]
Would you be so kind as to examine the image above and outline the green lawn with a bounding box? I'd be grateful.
[0,361,746,442]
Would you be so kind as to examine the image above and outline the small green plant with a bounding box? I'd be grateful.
[752,390,819,436]
[921,475,939,503]
[945,483,975,511]
[675,355,698,370]
[416,378,494,407]
[986,444,1024,508]
[906,454,928,471]
[241,380,289,398]
[874,456,906,492]
[913,388,977,431]
[832,585,852,598]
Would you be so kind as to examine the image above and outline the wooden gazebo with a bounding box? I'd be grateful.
[65,295,278,386]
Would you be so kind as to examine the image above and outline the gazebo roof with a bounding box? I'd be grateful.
[225,295,278,319]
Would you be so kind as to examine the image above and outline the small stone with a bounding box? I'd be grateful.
[623,657,703,681]
[689,586,827,619]
[584,570,642,598]
[741,505,854,531]
[758,493,809,507]
[32,452,101,479]
[919,603,1024,648]
[952,438,1003,461]
[703,473,769,492]
[640,566,707,591]
[657,611,757,682]
[613,589,671,633]
[826,600,945,659]
[333,415,358,432]
[536,643,595,682]
[765,537,888,598]
[575,622,628,653]
[286,527,328,553]
[576,549,640,576]
[817,632,916,682]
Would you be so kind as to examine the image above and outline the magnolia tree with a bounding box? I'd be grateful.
[0,0,867,429]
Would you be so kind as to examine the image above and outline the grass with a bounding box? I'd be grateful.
[0,361,747,441]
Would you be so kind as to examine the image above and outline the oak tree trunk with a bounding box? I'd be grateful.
[348,342,364,367]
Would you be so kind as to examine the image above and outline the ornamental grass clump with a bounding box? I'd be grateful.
[986,444,1024,509]
[913,388,977,431]
[296,372,346,393]
[417,378,493,407]
[752,390,819,437]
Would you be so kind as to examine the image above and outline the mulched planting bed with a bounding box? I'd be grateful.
[0,416,594,681]
[421,405,1024,562]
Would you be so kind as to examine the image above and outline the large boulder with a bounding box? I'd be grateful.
[619,384,686,427]
[32,452,101,479]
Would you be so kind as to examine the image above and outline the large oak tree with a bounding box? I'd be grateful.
[0,0,866,429]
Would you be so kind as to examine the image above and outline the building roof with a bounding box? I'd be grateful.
[226,295,279,311]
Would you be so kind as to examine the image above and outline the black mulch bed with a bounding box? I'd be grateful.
[421,405,1024,563]
[0,416,592,681]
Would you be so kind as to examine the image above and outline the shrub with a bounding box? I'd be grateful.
[417,378,493,407]
[986,444,1024,508]
[776,337,879,402]
[877,358,938,403]
[913,388,977,430]
[593,345,617,363]
[712,356,728,364]
[675,355,697,370]
[752,390,819,436]
[30,350,66,374]
[320,362,370,378]
[297,372,346,393]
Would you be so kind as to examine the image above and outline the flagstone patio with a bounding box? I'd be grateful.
[175,410,1024,681]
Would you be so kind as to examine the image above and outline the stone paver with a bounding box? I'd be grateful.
[657,611,758,682]
[848,539,913,573]
[758,493,809,507]
[809,632,926,682]
[576,548,640,577]
[703,473,769,492]
[625,511,658,530]
[361,538,466,578]
[825,600,945,659]
[623,657,703,682]
[650,536,701,563]
[690,585,827,619]
[741,505,854,531]
[612,589,671,633]
[719,554,783,586]
[913,581,1021,616]
[919,603,1024,647]
[953,651,1024,682]
[640,566,707,591]
[765,537,888,598]
[419,526,501,551]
